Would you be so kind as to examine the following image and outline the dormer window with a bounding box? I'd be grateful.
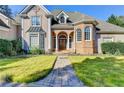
[60,16,65,23]
[57,11,69,24]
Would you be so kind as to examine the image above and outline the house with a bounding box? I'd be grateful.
[0,12,19,41]
[1,5,124,54]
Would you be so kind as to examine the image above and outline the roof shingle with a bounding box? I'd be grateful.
[51,10,124,33]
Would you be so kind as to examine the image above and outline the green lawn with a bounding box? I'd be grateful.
[0,55,56,83]
[69,56,124,87]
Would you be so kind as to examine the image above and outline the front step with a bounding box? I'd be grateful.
[52,50,75,55]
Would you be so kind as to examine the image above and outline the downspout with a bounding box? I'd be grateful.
[48,17,51,53]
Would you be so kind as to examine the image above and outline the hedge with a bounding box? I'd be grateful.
[0,39,23,57]
[101,42,124,55]
[0,39,13,56]
[11,38,22,54]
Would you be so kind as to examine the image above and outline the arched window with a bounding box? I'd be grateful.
[84,26,91,40]
[76,29,82,41]
[60,16,65,23]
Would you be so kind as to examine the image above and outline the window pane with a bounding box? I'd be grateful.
[30,34,38,48]
[36,16,40,25]
[53,37,56,48]
[60,16,65,23]
[31,16,36,26]
[69,37,72,48]
[31,16,40,26]
[76,29,82,41]
[40,34,44,49]
[85,27,91,40]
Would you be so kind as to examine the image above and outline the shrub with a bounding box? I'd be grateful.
[0,52,5,58]
[29,47,45,55]
[101,42,124,55]
[11,38,22,54]
[114,49,121,56]
[0,39,13,56]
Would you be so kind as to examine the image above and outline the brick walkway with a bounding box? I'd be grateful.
[23,56,84,87]
[0,56,84,87]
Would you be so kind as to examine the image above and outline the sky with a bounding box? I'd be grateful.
[9,5,124,21]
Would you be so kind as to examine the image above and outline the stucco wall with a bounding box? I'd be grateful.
[97,33,124,53]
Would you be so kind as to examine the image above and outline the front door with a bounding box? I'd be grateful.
[59,35,67,50]
[59,39,67,50]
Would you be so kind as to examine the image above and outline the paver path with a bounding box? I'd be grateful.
[0,56,84,87]
[26,56,84,87]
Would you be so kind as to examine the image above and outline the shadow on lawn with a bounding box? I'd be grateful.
[71,57,124,87]
[0,66,20,71]
[0,57,29,66]
[81,57,124,66]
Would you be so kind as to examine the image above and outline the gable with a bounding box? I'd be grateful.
[56,11,69,18]
[0,19,10,28]
[19,5,51,14]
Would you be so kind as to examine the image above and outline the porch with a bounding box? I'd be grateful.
[51,30,75,53]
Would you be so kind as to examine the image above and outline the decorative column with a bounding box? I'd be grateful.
[74,28,76,53]
[67,33,70,50]
[55,34,58,52]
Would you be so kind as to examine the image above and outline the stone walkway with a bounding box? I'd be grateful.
[0,56,84,87]
[25,56,84,87]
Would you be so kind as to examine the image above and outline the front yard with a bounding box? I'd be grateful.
[69,56,124,87]
[0,55,56,83]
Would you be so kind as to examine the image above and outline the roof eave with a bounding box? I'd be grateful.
[96,31,124,34]
[51,27,74,30]
[73,20,98,25]
[19,5,51,15]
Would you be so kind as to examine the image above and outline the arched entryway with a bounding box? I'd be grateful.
[58,32,67,51]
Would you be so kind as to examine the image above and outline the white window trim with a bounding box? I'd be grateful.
[103,37,114,42]
[31,16,41,27]
[84,26,92,41]
[59,16,67,24]
[57,11,68,24]
[29,33,39,48]
[76,29,82,42]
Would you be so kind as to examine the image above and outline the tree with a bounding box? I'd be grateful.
[107,14,124,27]
[0,5,12,18]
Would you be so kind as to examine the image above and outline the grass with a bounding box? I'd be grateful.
[69,56,124,87]
[0,55,56,83]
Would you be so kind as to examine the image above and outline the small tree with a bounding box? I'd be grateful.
[107,14,124,27]
[0,5,12,18]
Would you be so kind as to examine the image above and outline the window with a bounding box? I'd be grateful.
[60,16,65,23]
[69,37,72,48]
[76,29,82,41]
[53,37,56,48]
[103,37,113,42]
[84,26,91,40]
[30,34,38,48]
[31,16,40,26]
[40,34,45,49]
